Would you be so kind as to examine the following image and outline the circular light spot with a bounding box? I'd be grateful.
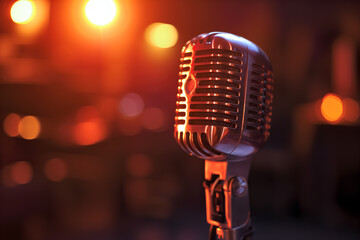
[321,93,343,122]
[18,115,41,140]
[342,98,359,122]
[85,0,117,26]
[126,154,153,178]
[119,93,144,118]
[10,0,35,24]
[3,113,21,137]
[44,158,68,182]
[74,118,107,145]
[11,161,33,185]
[145,23,178,48]
[141,107,165,131]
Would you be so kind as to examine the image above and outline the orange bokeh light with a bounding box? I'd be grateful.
[11,161,33,185]
[44,158,68,182]
[18,115,41,140]
[321,93,343,122]
[145,23,178,48]
[74,106,107,145]
[3,113,21,137]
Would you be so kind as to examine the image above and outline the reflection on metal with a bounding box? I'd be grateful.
[174,32,274,240]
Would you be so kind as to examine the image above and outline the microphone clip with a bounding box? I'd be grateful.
[204,159,253,240]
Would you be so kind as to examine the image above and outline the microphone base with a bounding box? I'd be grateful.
[204,158,252,240]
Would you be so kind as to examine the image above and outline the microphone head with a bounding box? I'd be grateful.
[174,32,274,160]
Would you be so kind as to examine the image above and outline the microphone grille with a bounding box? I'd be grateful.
[175,47,246,158]
[245,63,274,139]
[176,49,244,129]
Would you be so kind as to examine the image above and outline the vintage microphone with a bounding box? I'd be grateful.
[174,32,274,240]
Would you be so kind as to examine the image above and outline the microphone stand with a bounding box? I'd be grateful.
[203,157,253,240]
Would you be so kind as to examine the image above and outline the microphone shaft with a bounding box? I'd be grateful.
[204,158,253,240]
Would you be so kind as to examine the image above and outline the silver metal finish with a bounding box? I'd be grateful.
[174,32,273,240]
[175,32,274,160]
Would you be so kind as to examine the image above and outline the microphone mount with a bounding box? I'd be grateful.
[204,157,253,240]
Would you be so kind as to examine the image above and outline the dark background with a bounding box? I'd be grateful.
[1,0,360,239]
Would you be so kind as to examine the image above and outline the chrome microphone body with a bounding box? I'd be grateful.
[174,32,274,240]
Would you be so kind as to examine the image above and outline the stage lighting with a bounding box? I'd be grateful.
[85,0,117,26]
[145,23,178,48]
[321,93,343,122]
[10,0,35,24]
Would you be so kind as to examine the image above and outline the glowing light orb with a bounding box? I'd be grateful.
[18,115,41,140]
[10,0,35,24]
[119,93,144,117]
[321,93,343,122]
[145,23,178,48]
[3,113,21,137]
[44,158,68,182]
[85,0,117,26]
[11,161,33,185]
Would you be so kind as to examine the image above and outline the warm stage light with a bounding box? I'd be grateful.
[18,115,41,140]
[321,93,343,122]
[3,113,21,137]
[145,23,178,48]
[73,106,107,145]
[11,161,33,185]
[85,0,117,26]
[10,0,35,24]
[44,158,68,182]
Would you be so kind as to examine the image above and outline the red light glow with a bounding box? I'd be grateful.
[44,158,68,182]
[3,113,21,137]
[74,106,107,145]
[11,161,33,185]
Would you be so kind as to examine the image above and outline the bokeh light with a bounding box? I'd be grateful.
[10,0,35,24]
[145,23,178,48]
[141,107,166,131]
[3,113,21,137]
[11,161,33,185]
[342,98,359,122]
[321,93,343,122]
[44,158,68,182]
[85,0,117,26]
[74,106,107,145]
[18,115,41,140]
[119,93,144,118]
[126,154,153,178]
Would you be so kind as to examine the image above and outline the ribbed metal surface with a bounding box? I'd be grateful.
[175,51,192,125]
[188,49,243,129]
[246,63,274,139]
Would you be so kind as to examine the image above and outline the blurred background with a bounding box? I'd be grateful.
[0,0,360,239]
